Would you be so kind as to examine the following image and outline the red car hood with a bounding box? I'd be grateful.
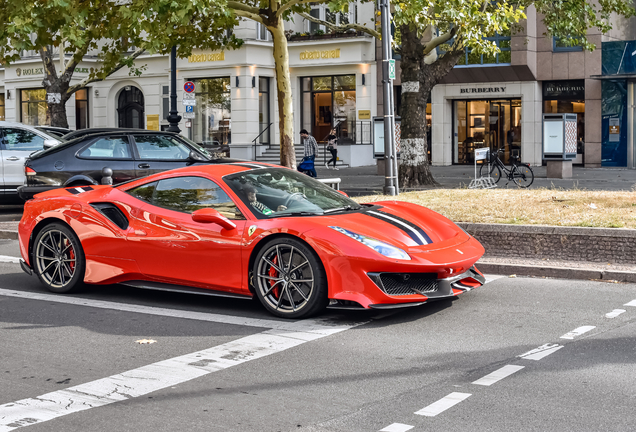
[300,201,469,251]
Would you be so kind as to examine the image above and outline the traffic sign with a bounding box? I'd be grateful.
[185,105,194,113]
[388,59,396,80]
[183,92,195,100]
[182,99,196,106]
[185,120,192,128]
[183,112,195,119]
[184,81,195,93]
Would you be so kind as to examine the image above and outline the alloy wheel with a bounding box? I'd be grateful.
[35,229,77,289]
[255,243,315,314]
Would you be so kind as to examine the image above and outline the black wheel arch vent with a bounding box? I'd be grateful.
[89,203,129,230]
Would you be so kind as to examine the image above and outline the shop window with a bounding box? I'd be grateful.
[456,31,511,66]
[75,88,89,129]
[553,37,583,52]
[300,75,356,144]
[0,93,4,121]
[191,77,231,146]
[21,88,48,126]
[258,77,270,144]
[454,99,521,164]
[543,80,585,162]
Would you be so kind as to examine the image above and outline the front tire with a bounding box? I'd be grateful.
[33,223,85,293]
[252,237,328,319]
[512,165,534,188]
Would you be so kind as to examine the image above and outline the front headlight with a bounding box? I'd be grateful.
[329,226,411,260]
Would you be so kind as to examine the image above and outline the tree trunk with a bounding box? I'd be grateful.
[398,25,463,188]
[269,21,296,169]
[40,46,73,128]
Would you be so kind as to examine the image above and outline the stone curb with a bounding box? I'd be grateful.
[477,262,636,283]
[458,222,636,238]
[0,230,18,240]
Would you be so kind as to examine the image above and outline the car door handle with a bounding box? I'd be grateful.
[138,163,150,169]
[5,157,19,161]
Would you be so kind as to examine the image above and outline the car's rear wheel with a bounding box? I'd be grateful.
[253,238,327,319]
[33,223,85,293]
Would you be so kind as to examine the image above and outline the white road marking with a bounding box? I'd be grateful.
[472,365,525,386]
[624,299,636,307]
[0,288,362,333]
[0,255,21,264]
[380,423,414,432]
[606,309,626,319]
[518,343,564,361]
[560,326,595,339]
[0,291,365,431]
[414,392,472,417]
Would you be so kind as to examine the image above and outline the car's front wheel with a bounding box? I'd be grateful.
[33,223,85,293]
[253,237,328,319]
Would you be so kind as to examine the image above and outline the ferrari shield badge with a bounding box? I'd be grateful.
[248,225,257,237]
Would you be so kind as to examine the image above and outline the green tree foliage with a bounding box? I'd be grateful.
[0,0,241,127]
[386,0,636,187]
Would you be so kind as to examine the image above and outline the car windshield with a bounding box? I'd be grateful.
[179,136,215,159]
[223,168,362,218]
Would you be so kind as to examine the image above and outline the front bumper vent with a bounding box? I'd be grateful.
[369,272,438,296]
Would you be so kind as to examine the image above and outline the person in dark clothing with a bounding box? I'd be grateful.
[299,129,318,177]
[244,185,286,215]
[325,128,338,170]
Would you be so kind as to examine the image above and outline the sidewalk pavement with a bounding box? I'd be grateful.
[3,164,636,284]
[317,163,636,195]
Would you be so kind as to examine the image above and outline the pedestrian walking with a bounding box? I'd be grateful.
[299,129,318,178]
[325,128,339,170]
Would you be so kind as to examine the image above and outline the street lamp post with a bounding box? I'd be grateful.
[379,0,398,195]
[166,46,181,133]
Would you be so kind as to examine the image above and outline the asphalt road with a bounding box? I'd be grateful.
[1,238,636,432]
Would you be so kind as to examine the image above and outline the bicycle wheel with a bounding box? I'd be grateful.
[479,163,502,183]
[512,164,534,188]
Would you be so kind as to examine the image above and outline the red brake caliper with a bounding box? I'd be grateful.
[66,240,75,272]
[268,255,280,298]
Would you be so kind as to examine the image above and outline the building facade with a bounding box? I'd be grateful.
[380,7,636,168]
[0,2,377,167]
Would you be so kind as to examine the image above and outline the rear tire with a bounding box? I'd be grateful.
[512,165,534,188]
[252,237,328,319]
[33,223,85,293]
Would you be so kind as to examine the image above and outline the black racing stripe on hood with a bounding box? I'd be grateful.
[364,210,433,245]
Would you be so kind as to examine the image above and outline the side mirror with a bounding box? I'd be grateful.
[189,150,206,162]
[192,208,236,230]
[43,139,60,149]
[337,190,349,197]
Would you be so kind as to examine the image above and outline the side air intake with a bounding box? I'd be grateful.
[90,203,129,230]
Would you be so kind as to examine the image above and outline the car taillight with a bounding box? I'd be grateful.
[25,167,36,176]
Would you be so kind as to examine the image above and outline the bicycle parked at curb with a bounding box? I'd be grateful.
[479,148,534,188]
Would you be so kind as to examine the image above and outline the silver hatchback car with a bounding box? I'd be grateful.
[0,121,62,200]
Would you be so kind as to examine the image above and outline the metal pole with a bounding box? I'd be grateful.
[166,46,181,133]
[380,0,396,195]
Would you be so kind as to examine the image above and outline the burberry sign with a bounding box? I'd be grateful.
[460,87,506,94]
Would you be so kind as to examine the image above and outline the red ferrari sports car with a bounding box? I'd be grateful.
[18,163,486,318]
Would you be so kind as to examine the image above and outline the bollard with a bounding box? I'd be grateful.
[101,167,113,185]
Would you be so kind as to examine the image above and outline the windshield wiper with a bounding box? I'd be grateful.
[323,205,360,214]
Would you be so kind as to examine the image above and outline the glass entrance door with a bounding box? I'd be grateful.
[313,92,333,142]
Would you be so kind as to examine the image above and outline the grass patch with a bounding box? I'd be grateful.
[353,188,636,228]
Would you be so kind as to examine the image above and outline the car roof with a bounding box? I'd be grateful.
[62,128,171,139]
[117,163,281,190]
[0,121,62,140]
